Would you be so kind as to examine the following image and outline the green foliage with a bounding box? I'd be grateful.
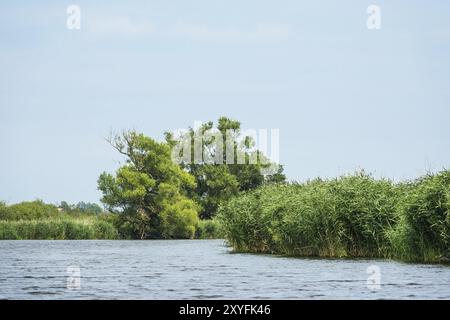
[60,201,103,214]
[327,173,399,257]
[0,218,118,240]
[188,164,240,218]
[0,200,119,240]
[56,200,105,222]
[218,170,450,263]
[0,200,60,221]
[390,171,450,262]
[166,117,286,218]
[160,198,199,239]
[98,130,199,239]
[195,219,223,239]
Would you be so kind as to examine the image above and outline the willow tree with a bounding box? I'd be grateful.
[98,131,199,239]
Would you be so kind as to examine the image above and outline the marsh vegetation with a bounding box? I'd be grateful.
[217,170,449,263]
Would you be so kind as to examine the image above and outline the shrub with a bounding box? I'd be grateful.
[160,199,199,239]
[92,220,119,239]
[0,200,60,221]
[195,219,223,239]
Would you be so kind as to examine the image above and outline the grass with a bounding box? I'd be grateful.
[0,218,118,240]
[0,201,118,240]
[389,171,449,262]
[0,199,221,240]
[217,169,449,263]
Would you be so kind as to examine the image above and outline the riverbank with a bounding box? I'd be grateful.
[217,170,449,264]
[0,201,118,240]
[0,200,222,240]
[0,219,118,240]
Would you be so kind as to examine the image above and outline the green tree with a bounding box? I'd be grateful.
[98,131,199,239]
[166,117,285,218]
[60,201,71,212]
[75,202,103,214]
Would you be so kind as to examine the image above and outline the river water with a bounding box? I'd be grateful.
[0,240,448,299]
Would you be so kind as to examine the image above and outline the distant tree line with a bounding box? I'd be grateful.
[59,201,103,214]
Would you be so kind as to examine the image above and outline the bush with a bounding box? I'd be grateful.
[0,200,60,221]
[92,220,119,239]
[195,219,223,239]
[160,199,199,239]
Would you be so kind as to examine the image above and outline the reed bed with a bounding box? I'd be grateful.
[217,170,449,263]
[0,218,118,240]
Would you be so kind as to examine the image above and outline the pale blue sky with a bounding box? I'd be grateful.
[1,1,449,205]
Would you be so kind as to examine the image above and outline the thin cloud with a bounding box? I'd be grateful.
[86,16,154,36]
[169,22,291,40]
[85,16,290,40]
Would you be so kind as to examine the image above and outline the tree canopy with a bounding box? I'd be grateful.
[166,116,286,218]
[98,131,199,239]
[98,117,286,239]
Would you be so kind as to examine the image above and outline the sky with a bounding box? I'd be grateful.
[0,0,449,205]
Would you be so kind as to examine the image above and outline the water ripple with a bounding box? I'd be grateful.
[0,240,449,299]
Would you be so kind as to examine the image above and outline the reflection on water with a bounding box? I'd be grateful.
[0,240,449,299]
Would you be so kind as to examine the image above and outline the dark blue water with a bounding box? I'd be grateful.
[0,240,449,299]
